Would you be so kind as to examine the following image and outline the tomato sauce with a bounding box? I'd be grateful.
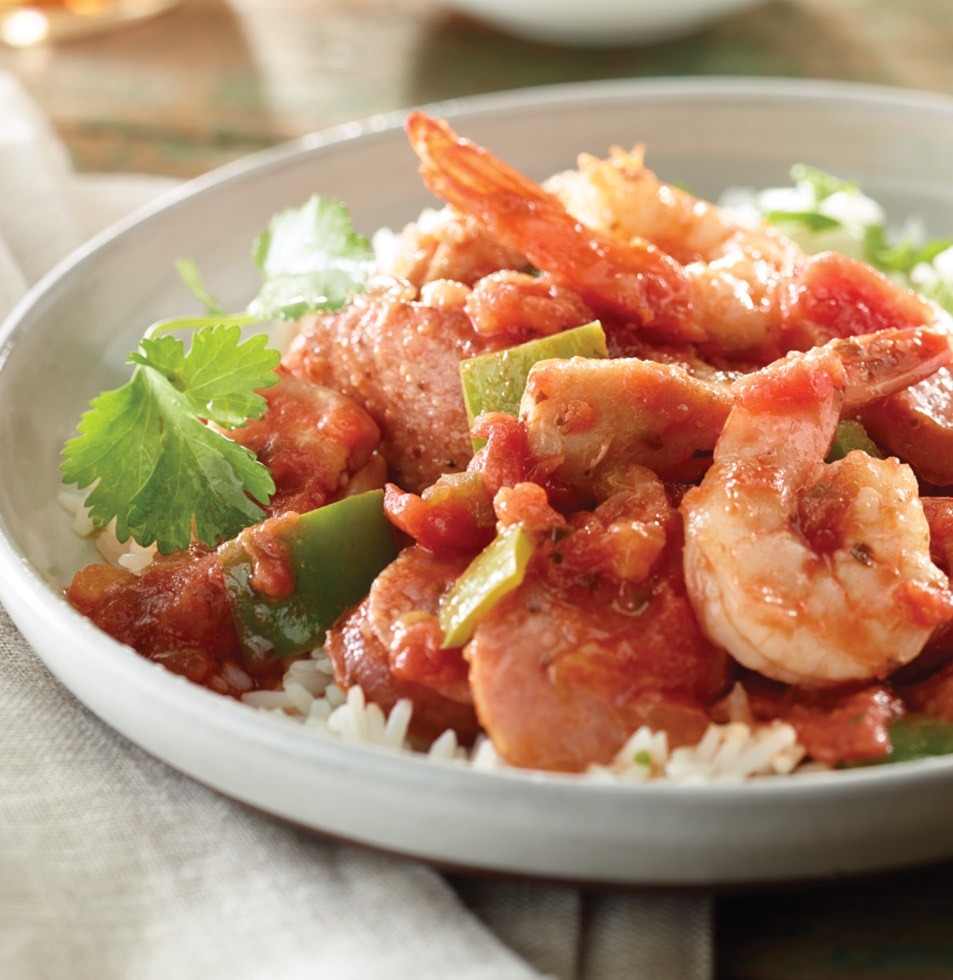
[66,545,285,695]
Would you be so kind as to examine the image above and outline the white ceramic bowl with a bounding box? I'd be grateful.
[4,78,953,886]
[442,0,764,45]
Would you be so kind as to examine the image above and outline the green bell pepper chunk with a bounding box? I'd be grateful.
[845,715,953,768]
[826,419,883,462]
[439,525,533,649]
[459,320,608,448]
[886,716,953,763]
[220,489,398,665]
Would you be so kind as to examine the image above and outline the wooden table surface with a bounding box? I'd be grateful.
[1,0,951,177]
[3,1,953,977]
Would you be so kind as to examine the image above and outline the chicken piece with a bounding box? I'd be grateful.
[520,356,734,489]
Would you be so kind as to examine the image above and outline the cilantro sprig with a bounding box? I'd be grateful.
[754,164,953,314]
[62,323,280,553]
[61,194,375,554]
[178,195,375,322]
[248,195,374,320]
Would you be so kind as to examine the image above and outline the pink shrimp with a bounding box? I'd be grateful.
[405,111,699,344]
[681,327,953,688]
[405,112,944,365]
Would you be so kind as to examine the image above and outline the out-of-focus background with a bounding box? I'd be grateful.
[0,0,949,178]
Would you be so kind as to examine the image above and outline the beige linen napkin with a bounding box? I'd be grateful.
[0,73,713,980]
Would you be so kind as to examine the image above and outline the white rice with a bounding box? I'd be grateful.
[58,489,158,575]
[242,648,810,784]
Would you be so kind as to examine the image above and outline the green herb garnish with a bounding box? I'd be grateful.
[789,163,859,202]
[174,258,229,316]
[757,165,953,314]
[62,323,280,553]
[763,210,841,233]
[248,195,374,320]
[62,194,375,553]
[863,225,953,278]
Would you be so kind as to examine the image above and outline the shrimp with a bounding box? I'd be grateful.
[376,205,528,288]
[545,143,796,273]
[406,111,698,346]
[681,327,953,688]
[405,112,944,362]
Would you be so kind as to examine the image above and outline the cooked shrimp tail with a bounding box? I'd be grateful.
[404,111,696,338]
[835,327,952,411]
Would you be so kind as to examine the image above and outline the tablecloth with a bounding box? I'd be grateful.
[0,72,712,980]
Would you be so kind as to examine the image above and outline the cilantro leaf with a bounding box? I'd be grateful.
[248,195,374,320]
[865,225,953,278]
[863,225,919,274]
[765,210,842,232]
[62,325,280,553]
[175,258,228,316]
[917,238,953,265]
[132,326,275,428]
[790,163,858,202]
[125,370,273,552]
[62,374,162,546]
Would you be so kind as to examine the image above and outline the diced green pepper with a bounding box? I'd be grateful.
[886,716,953,763]
[845,715,953,768]
[220,489,398,665]
[826,419,883,462]
[459,320,608,448]
[438,525,533,649]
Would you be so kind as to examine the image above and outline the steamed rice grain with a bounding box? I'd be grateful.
[242,648,811,784]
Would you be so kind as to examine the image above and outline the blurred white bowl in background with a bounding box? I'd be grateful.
[442,0,763,45]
